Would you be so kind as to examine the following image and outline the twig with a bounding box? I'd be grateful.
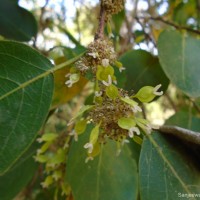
[33,0,50,48]
[94,1,106,40]
[136,16,200,35]
[158,125,200,145]
[135,17,157,47]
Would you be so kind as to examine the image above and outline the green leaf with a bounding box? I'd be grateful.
[0,41,54,174]
[66,126,138,200]
[0,0,37,41]
[139,133,200,200]
[158,30,200,98]
[0,142,38,200]
[120,50,169,94]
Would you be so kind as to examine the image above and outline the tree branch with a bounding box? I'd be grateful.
[136,16,200,35]
[94,1,106,40]
[158,125,200,145]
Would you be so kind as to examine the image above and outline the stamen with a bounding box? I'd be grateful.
[84,143,93,153]
[88,52,98,58]
[119,67,126,73]
[153,84,163,96]
[102,75,112,86]
[65,80,73,87]
[132,105,142,113]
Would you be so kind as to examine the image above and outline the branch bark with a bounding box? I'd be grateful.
[158,125,200,145]
[94,1,106,40]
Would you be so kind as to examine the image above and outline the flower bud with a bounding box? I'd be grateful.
[106,84,119,99]
[118,117,136,130]
[134,86,156,103]
[96,65,114,81]
[75,119,87,135]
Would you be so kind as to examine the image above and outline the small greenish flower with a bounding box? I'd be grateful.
[128,127,140,138]
[84,124,100,153]
[85,142,101,163]
[102,74,112,86]
[95,90,103,97]
[34,154,49,163]
[120,97,142,113]
[75,119,87,135]
[115,61,125,72]
[96,66,114,81]
[107,21,114,38]
[37,133,58,143]
[118,117,140,138]
[65,73,80,88]
[37,141,52,154]
[52,170,62,181]
[41,176,53,188]
[135,117,152,134]
[118,117,136,130]
[70,119,87,141]
[133,84,163,103]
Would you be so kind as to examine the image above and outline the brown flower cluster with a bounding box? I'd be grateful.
[102,0,125,20]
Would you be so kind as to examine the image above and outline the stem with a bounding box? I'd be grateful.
[94,1,106,40]
[158,125,200,145]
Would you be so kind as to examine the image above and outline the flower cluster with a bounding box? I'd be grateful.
[69,82,163,162]
[102,0,125,20]
[34,133,70,195]
[64,31,163,162]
